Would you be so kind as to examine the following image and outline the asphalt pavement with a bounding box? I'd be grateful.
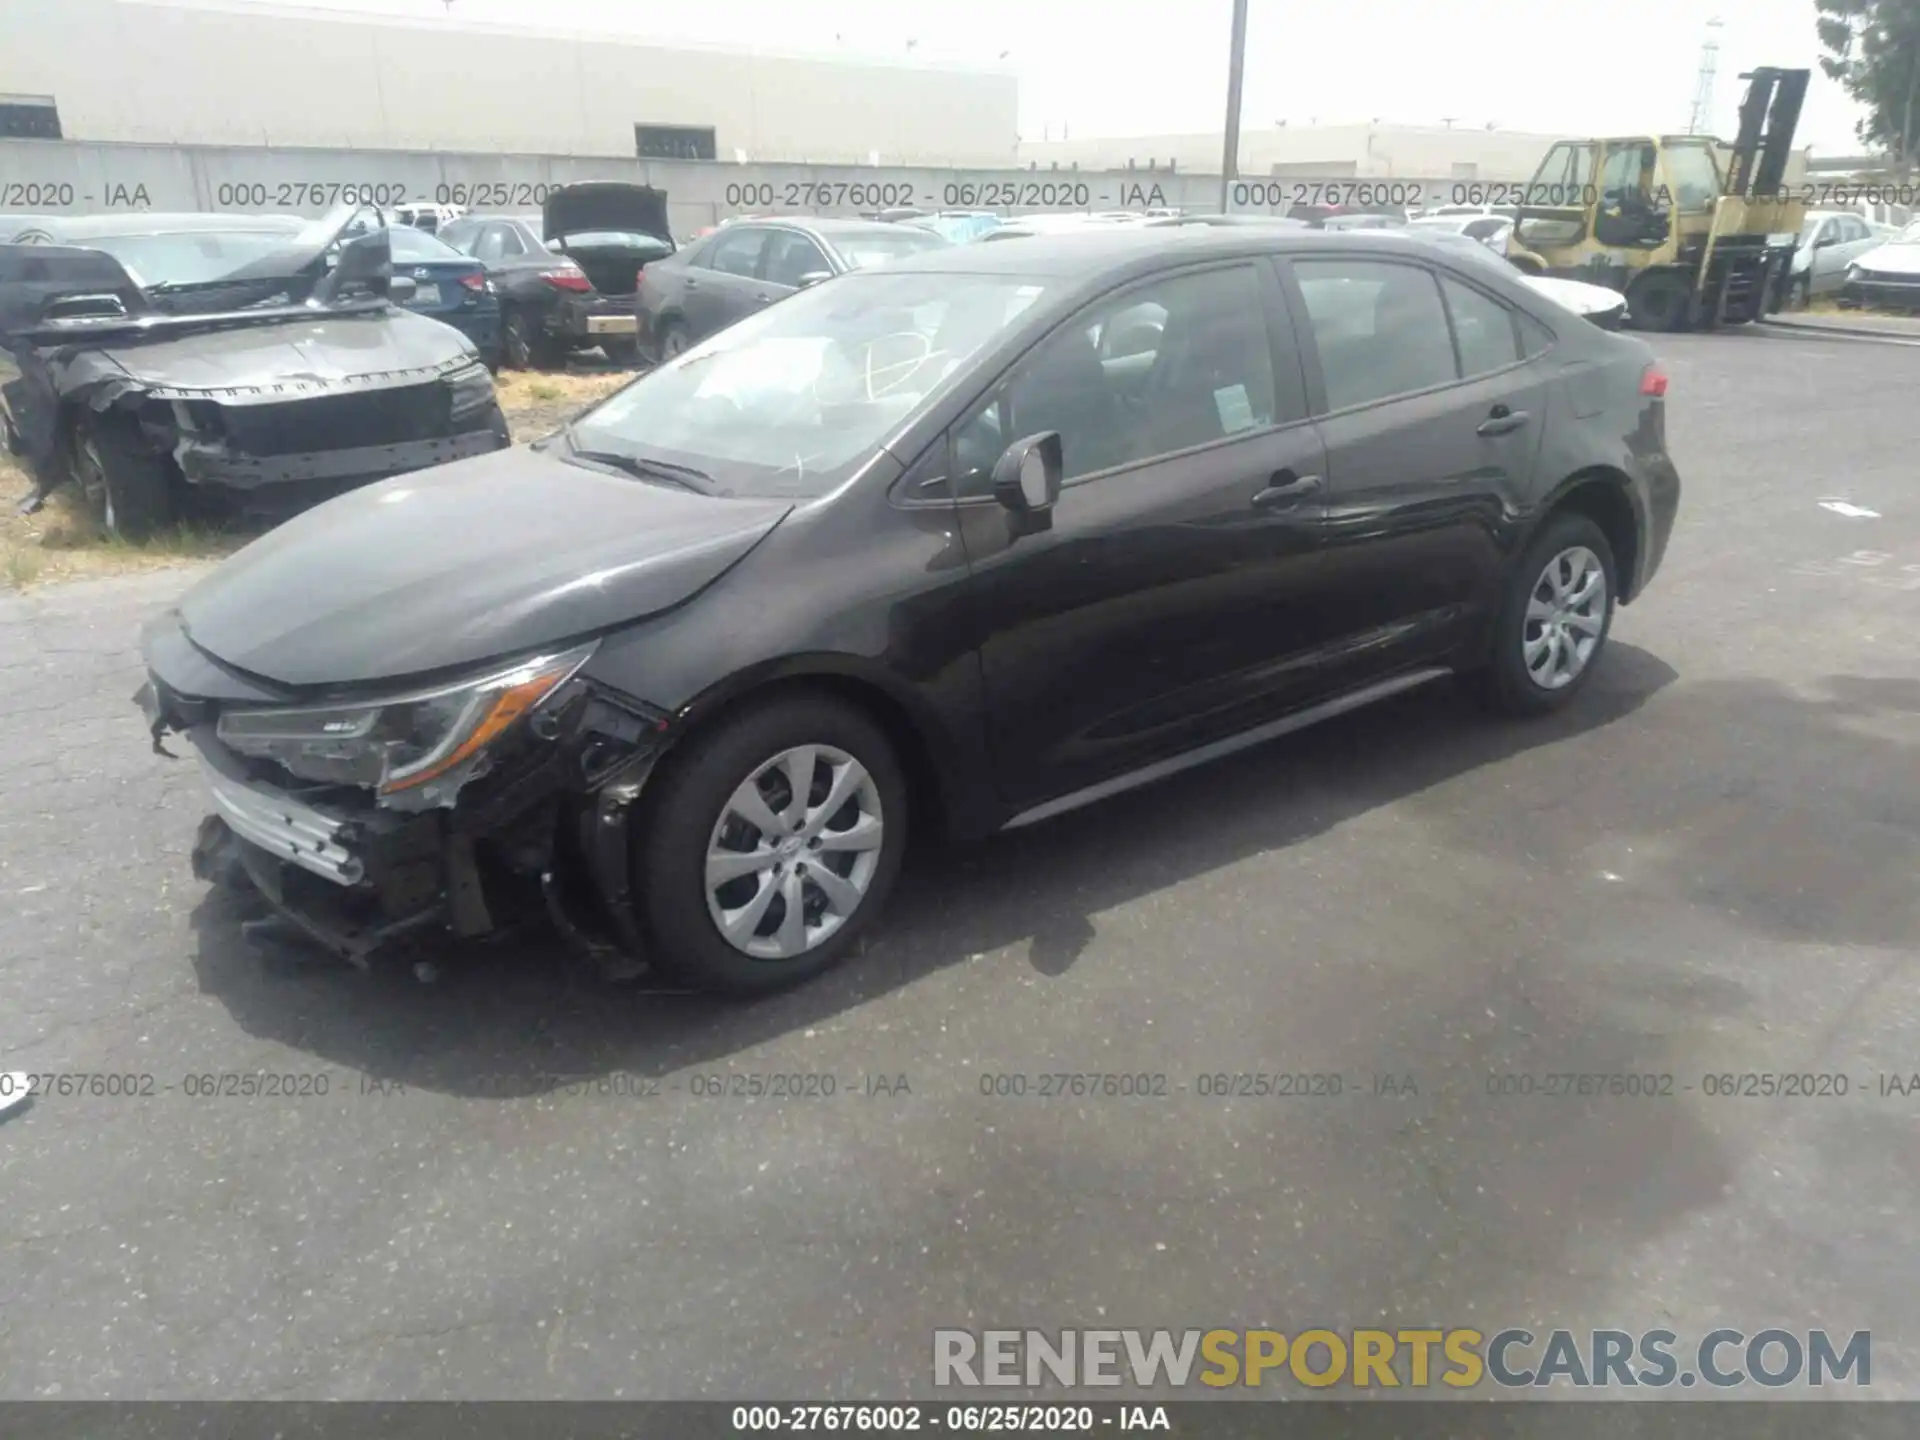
[1,329,1916,1401]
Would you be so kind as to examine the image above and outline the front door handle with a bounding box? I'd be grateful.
[754,293,773,305]
[1251,472,1324,510]
[1477,404,1530,437]
[684,278,700,291]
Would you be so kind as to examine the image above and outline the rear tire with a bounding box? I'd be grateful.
[72,412,175,542]
[654,319,690,365]
[502,305,562,371]
[1467,511,1617,717]
[602,336,641,366]
[636,693,908,996]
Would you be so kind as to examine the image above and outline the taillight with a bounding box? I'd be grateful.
[457,272,486,292]
[541,268,591,292]
[1639,363,1668,398]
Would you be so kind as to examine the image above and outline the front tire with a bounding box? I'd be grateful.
[636,693,908,995]
[1470,511,1617,716]
[72,413,175,541]
[1627,273,1692,333]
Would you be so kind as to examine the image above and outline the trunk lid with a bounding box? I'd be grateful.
[543,183,672,247]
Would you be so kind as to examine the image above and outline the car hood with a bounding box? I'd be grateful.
[544,183,671,244]
[1523,275,1626,317]
[169,445,794,689]
[1854,241,1920,276]
[96,306,477,395]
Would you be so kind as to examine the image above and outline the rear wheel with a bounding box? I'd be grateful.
[655,319,690,364]
[602,336,642,366]
[636,693,907,995]
[71,412,175,541]
[1626,273,1692,333]
[502,305,562,371]
[1468,511,1617,717]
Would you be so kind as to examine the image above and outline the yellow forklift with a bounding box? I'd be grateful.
[1506,67,1810,331]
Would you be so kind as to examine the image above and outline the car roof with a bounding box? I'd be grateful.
[11,212,308,239]
[875,225,1524,288]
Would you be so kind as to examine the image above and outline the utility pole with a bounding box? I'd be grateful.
[1687,18,1723,135]
[1219,0,1250,212]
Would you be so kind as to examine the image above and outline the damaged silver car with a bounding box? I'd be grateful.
[0,205,510,539]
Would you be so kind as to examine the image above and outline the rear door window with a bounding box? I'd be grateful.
[1438,275,1521,377]
[1293,259,1458,411]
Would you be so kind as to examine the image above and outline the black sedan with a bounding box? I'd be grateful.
[138,227,1681,996]
[440,184,674,368]
[634,216,950,361]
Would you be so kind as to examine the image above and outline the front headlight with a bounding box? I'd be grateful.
[216,642,595,799]
[447,361,497,419]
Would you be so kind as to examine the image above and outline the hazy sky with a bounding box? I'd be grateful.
[213,0,1871,154]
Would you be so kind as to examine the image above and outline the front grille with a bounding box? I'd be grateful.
[219,381,453,457]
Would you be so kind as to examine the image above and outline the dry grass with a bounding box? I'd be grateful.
[0,363,637,592]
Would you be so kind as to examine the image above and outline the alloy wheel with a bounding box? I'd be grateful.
[662,327,689,360]
[1522,545,1608,691]
[704,744,886,960]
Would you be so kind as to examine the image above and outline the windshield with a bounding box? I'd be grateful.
[387,226,467,263]
[79,228,302,287]
[1662,142,1721,211]
[565,270,1053,498]
[833,229,953,269]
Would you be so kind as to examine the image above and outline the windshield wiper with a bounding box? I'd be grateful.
[560,430,713,493]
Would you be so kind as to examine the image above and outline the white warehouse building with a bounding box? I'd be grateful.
[0,0,1021,167]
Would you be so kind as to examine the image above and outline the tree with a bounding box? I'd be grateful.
[1816,0,1920,174]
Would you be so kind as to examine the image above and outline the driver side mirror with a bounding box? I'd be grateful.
[991,432,1063,533]
[388,275,417,303]
[796,270,834,288]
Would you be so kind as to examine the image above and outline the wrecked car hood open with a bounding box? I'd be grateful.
[543,183,672,244]
[168,445,794,689]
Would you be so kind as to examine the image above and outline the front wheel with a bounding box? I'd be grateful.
[72,413,175,541]
[636,693,908,995]
[1626,273,1692,333]
[1468,511,1617,717]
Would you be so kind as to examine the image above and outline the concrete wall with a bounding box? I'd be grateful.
[1017,126,1585,182]
[0,139,1510,234]
[0,0,1019,167]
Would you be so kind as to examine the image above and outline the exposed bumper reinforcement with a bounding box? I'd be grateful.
[193,733,365,886]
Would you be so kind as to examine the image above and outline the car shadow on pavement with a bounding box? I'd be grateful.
[186,642,1687,1100]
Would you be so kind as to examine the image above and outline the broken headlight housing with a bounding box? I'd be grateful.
[215,642,595,800]
[447,361,498,420]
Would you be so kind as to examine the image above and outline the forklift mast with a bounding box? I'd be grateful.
[1722,67,1809,199]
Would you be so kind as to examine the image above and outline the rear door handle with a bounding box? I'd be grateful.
[1477,405,1530,437]
[684,278,699,291]
[1251,472,1324,510]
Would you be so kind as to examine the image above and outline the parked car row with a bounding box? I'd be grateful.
[136,222,1681,997]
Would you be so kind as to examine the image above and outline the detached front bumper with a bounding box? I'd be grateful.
[175,426,507,492]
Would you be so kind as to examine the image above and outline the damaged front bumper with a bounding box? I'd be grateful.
[141,666,677,976]
[174,426,507,491]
